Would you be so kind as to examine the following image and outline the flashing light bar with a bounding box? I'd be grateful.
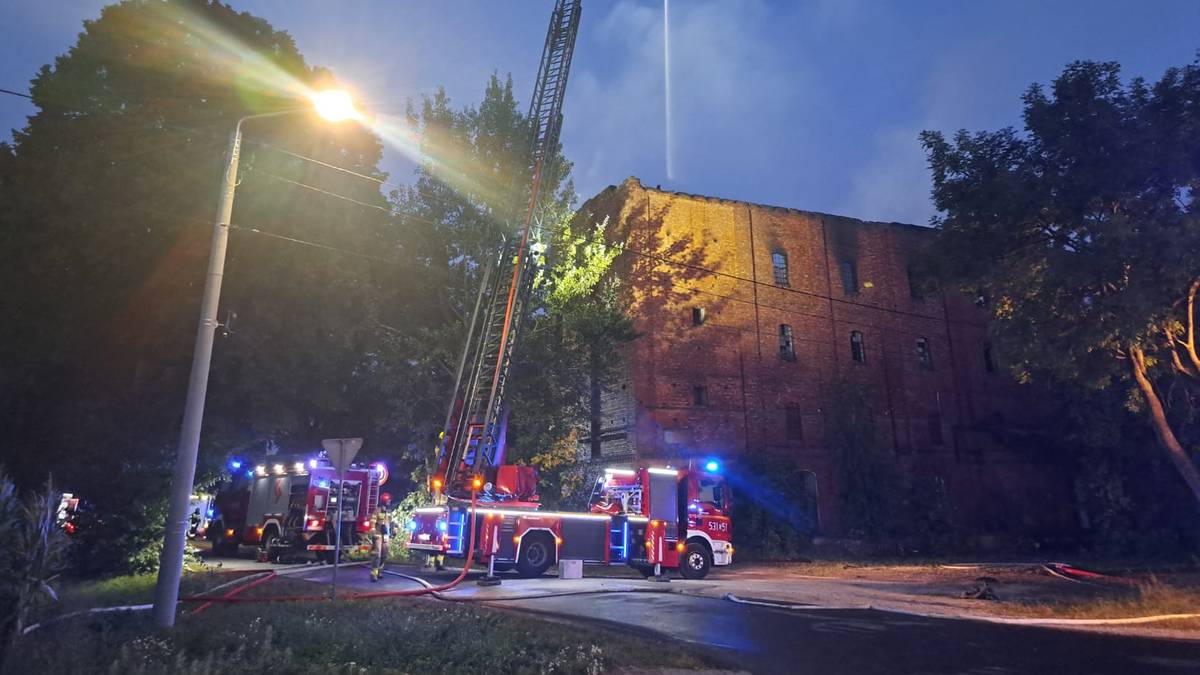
[255,465,267,477]
[472,508,617,522]
[414,507,447,514]
[604,468,635,475]
[647,467,680,476]
[293,462,306,473]
[272,464,285,475]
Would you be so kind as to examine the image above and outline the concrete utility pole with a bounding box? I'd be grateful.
[152,93,362,628]
[151,121,242,628]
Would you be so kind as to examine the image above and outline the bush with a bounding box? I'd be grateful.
[6,595,705,674]
[0,472,70,668]
[728,454,815,560]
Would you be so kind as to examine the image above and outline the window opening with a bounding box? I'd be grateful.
[771,250,789,286]
[916,337,932,370]
[785,406,803,441]
[692,307,706,326]
[692,385,709,406]
[850,330,866,364]
[839,260,859,295]
[779,324,796,361]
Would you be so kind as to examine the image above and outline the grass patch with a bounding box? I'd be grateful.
[1005,579,1200,629]
[7,573,712,674]
[31,568,256,624]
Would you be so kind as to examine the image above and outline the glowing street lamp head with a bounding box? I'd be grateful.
[309,89,361,122]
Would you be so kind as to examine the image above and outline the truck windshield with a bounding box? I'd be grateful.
[696,477,727,513]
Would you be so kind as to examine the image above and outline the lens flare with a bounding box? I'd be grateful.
[310,89,362,122]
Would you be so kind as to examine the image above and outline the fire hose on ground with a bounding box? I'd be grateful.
[181,490,484,606]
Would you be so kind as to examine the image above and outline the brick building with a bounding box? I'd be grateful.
[577,177,1073,535]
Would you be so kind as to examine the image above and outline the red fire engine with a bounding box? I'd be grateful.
[408,464,733,579]
[208,456,381,562]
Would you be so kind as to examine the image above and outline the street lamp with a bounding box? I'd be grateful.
[152,90,362,628]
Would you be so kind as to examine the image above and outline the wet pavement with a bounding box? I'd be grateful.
[502,591,1200,675]
[273,561,1200,675]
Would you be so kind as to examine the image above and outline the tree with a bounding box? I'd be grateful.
[920,57,1200,508]
[0,0,395,571]
[388,75,635,495]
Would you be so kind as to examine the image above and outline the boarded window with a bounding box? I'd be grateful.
[850,330,866,364]
[785,406,804,441]
[983,342,996,373]
[779,324,796,362]
[692,307,706,326]
[916,337,932,370]
[839,260,859,295]
[771,251,790,286]
[692,385,709,406]
[928,413,944,446]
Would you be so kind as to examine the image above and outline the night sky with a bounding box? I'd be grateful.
[3,0,1197,225]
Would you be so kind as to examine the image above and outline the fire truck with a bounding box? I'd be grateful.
[404,0,733,580]
[408,464,733,579]
[208,455,382,562]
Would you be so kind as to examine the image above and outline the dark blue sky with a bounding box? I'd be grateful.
[3,1,1197,224]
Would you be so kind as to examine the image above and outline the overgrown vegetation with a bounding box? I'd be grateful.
[5,579,711,675]
[728,454,817,560]
[919,56,1200,515]
[0,0,634,577]
[0,472,70,668]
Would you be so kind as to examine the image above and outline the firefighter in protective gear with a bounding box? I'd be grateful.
[369,507,391,582]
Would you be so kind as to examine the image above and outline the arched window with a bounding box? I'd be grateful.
[771,250,790,286]
[850,330,866,364]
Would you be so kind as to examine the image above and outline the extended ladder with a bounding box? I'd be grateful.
[435,0,582,496]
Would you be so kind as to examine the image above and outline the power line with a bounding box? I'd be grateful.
[229,224,444,278]
[3,84,952,326]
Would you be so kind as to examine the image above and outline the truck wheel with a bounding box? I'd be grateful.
[516,536,554,578]
[261,527,282,563]
[679,542,711,580]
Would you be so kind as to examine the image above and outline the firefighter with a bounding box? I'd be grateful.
[369,506,391,582]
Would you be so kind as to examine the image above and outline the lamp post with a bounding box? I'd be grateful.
[152,91,362,628]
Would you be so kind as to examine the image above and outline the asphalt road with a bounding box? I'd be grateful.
[200,549,1200,675]
[500,591,1200,675]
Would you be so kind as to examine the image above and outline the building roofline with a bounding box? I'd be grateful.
[597,176,933,234]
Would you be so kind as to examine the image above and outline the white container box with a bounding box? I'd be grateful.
[558,559,583,579]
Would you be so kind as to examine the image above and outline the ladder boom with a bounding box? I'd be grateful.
[435,0,582,497]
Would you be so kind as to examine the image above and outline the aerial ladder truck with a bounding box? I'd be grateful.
[408,0,733,580]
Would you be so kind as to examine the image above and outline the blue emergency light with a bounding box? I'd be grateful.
[229,459,243,471]
[438,521,449,532]
[705,460,720,472]
[406,520,418,531]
